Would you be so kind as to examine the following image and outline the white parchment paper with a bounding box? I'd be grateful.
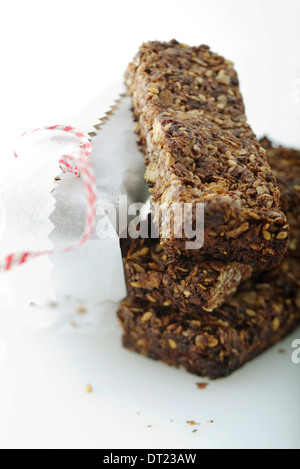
[0,83,149,328]
[0,138,59,309]
[50,94,148,304]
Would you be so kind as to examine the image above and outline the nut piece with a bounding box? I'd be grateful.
[226,223,249,239]
[148,87,159,95]
[206,335,219,348]
[273,317,280,331]
[141,312,153,322]
[168,339,177,349]
[216,70,231,85]
[159,89,173,106]
[277,231,288,240]
[263,231,272,241]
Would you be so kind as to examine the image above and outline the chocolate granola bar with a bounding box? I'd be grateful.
[125,41,289,269]
[118,141,300,378]
[122,229,252,312]
[261,137,300,254]
[117,252,300,380]
[122,142,300,312]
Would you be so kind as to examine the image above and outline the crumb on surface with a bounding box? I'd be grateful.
[208,420,214,423]
[192,429,198,433]
[278,348,286,354]
[85,384,93,393]
[77,307,86,314]
[186,420,200,426]
[196,382,209,389]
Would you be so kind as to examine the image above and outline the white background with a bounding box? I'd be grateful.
[0,0,300,449]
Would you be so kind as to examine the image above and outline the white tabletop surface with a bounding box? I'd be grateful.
[0,306,299,449]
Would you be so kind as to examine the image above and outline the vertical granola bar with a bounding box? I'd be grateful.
[125,41,289,269]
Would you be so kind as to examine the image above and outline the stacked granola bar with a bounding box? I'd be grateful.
[118,41,300,379]
[260,137,300,255]
[125,40,289,268]
[122,221,252,312]
[118,255,300,379]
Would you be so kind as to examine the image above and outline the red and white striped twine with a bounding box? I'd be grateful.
[1,125,97,273]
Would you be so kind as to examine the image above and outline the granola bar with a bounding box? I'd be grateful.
[118,141,300,378]
[122,228,252,312]
[261,137,300,253]
[117,252,300,380]
[122,142,300,312]
[125,41,289,269]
